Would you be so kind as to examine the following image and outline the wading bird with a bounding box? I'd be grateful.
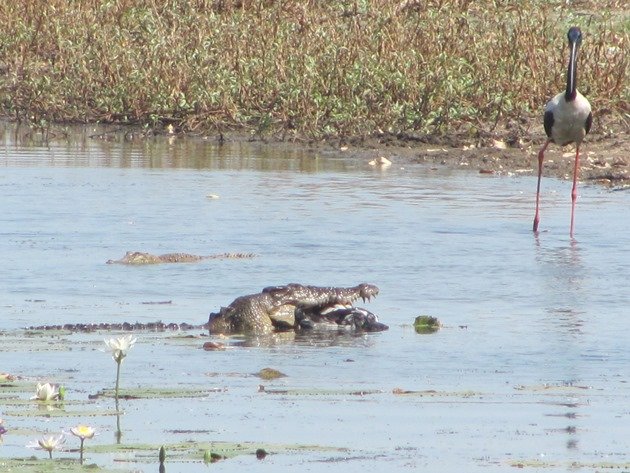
[533,27,592,237]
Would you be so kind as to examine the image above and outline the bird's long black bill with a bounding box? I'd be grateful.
[565,41,579,101]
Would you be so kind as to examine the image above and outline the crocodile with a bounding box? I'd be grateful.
[26,321,204,332]
[26,284,387,336]
[106,251,257,265]
[208,283,387,335]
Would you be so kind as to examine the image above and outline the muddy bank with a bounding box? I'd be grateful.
[313,124,629,188]
[183,115,629,187]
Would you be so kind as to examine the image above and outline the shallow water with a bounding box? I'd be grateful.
[1,124,629,472]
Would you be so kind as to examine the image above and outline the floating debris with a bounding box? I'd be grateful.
[413,315,441,334]
[202,341,226,351]
[368,156,392,168]
[256,368,287,380]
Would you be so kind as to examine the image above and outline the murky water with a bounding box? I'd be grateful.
[1,123,629,472]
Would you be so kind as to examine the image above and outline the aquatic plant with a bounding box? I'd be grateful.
[103,335,137,401]
[204,451,225,463]
[29,434,65,459]
[159,445,166,473]
[30,382,62,402]
[70,425,96,464]
[413,315,441,334]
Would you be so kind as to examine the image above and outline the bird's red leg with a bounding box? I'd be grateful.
[533,140,550,232]
[569,144,581,238]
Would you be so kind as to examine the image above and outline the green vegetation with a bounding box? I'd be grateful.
[0,1,627,139]
[413,315,440,333]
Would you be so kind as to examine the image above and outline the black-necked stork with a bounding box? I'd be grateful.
[533,27,592,237]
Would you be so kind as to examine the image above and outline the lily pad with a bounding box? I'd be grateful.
[0,380,36,395]
[2,407,117,418]
[87,440,348,461]
[509,459,630,469]
[258,386,382,396]
[392,388,480,398]
[88,386,221,400]
[513,383,592,392]
[0,457,120,472]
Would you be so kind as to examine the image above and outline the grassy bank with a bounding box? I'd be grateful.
[0,0,627,139]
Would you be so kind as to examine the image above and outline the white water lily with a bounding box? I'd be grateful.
[31,382,60,402]
[104,334,137,363]
[104,334,137,401]
[70,424,96,440]
[70,424,96,464]
[29,434,65,459]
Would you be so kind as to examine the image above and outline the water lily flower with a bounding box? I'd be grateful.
[70,424,96,440]
[70,425,96,464]
[104,334,137,364]
[31,382,60,402]
[104,334,137,400]
[29,434,65,459]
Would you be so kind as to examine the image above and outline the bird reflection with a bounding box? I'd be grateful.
[534,236,589,455]
[534,234,586,331]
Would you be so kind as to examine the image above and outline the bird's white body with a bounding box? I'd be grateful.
[533,26,592,236]
[544,90,591,146]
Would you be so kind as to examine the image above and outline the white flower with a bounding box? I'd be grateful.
[31,383,60,401]
[28,434,65,458]
[104,334,137,363]
[38,434,65,450]
[70,425,96,440]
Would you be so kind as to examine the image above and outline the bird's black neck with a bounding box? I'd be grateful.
[565,41,579,102]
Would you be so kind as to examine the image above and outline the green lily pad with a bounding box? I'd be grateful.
[258,386,382,396]
[87,440,348,461]
[3,407,117,418]
[88,386,221,400]
[509,459,630,469]
[0,457,119,472]
[513,383,592,392]
[0,380,35,395]
[392,388,480,397]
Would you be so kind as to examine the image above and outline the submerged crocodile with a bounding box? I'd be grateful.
[208,283,387,335]
[26,284,387,336]
[106,251,257,265]
[26,321,204,332]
